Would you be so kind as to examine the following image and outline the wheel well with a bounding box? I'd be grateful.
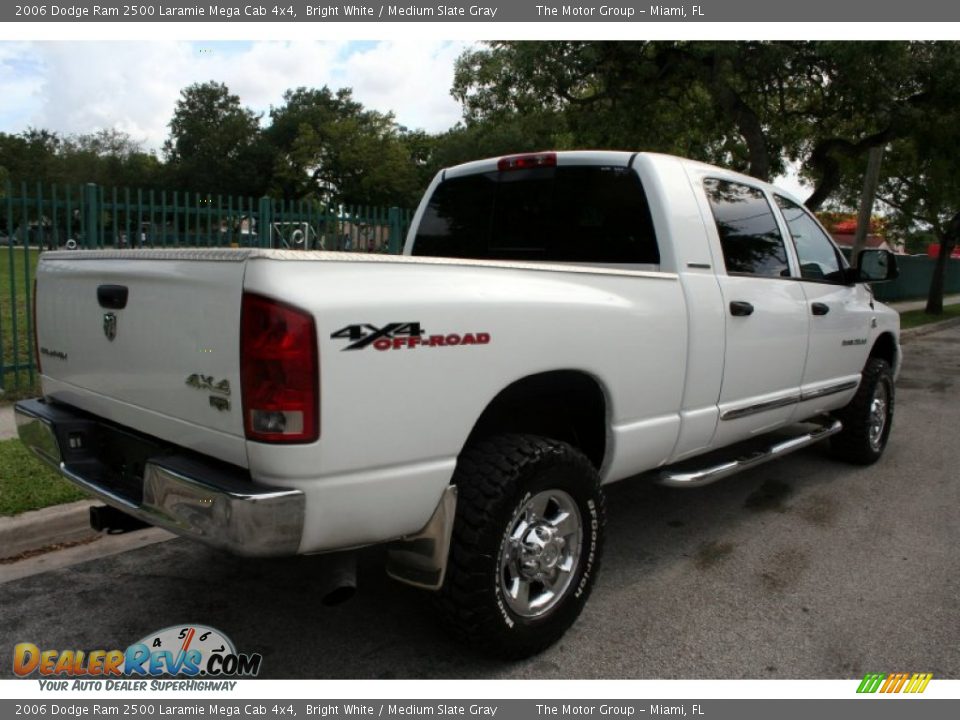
[870,332,897,368]
[465,371,607,469]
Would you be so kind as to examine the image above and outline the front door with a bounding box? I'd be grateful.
[773,195,872,414]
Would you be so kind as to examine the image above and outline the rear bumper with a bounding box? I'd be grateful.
[15,398,304,557]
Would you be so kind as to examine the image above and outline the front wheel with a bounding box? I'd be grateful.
[437,434,605,659]
[831,357,895,465]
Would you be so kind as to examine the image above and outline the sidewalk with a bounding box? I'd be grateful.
[888,293,960,312]
[0,404,13,440]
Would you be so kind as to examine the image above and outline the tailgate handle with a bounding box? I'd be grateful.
[97,285,128,310]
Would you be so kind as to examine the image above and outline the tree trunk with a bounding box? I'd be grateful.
[705,55,771,181]
[925,239,951,315]
[925,212,960,315]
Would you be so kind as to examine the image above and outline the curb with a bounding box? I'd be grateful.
[0,404,16,441]
[0,500,100,561]
[900,316,960,343]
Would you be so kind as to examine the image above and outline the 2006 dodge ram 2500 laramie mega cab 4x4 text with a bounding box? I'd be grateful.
[17,151,900,658]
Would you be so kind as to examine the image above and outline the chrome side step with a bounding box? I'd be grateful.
[658,418,842,488]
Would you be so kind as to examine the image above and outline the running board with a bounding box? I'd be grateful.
[658,418,842,488]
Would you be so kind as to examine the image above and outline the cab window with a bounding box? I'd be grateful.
[703,179,790,278]
[775,195,846,282]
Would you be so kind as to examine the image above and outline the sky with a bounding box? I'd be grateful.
[0,40,471,151]
[0,38,812,196]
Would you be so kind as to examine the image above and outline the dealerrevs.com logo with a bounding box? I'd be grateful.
[14,625,262,689]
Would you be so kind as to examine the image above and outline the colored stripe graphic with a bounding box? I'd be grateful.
[887,673,909,693]
[857,673,885,693]
[906,673,934,694]
[857,672,932,693]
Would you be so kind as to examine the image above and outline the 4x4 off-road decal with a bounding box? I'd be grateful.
[331,323,490,351]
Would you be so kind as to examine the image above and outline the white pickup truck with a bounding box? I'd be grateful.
[17,151,900,658]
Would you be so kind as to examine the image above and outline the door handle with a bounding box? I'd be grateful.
[729,301,754,317]
[811,302,830,316]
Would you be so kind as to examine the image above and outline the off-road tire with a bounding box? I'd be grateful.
[831,357,895,465]
[436,434,605,659]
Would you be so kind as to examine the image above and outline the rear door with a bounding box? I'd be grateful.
[699,178,809,447]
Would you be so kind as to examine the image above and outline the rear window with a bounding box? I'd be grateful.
[412,165,659,264]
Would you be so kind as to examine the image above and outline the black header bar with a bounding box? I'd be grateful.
[4,1,960,23]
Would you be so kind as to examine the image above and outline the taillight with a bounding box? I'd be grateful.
[240,293,319,443]
[497,152,557,172]
[32,279,41,375]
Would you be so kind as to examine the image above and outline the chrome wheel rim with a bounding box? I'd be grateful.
[500,489,582,618]
[868,382,890,451]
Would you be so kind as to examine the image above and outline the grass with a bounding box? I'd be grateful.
[0,246,40,395]
[898,303,960,330]
[0,438,87,516]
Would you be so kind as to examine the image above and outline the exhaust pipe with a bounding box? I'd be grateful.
[320,552,357,606]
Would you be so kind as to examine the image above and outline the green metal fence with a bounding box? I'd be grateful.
[872,254,960,302]
[4,181,959,396]
[0,180,413,394]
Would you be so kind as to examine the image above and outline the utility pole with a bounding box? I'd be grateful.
[852,146,884,263]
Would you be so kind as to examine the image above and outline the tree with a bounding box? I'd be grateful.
[57,129,165,189]
[827,43,960,313]
[452,42,737,172]
[451,41,955,212]
[164,81,267,196]
[417,113,570,181]
[0,128,61,184]
[265,87,421,208]
[873,133,960,314]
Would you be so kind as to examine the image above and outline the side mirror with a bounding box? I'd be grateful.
[853,249,899,283]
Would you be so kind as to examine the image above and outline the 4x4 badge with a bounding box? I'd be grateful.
[103,313,117,341]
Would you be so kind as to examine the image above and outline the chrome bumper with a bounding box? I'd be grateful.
[15,398,304,557]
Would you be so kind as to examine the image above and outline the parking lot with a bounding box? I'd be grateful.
[1,326,958,679]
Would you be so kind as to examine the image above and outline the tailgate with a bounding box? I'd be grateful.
[36,249,249,464]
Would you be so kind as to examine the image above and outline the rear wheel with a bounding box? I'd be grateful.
[437,434,605,659]
[831,357,895,465]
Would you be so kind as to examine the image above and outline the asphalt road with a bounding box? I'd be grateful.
[2,327,959,680]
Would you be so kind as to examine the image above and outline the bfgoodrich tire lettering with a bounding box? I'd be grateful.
[437,434,605,659]
[831,357,895,465]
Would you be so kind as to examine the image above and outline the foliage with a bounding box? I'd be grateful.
[0,439,87,516]
[452,42,740,171]
[0,128,165,193]
[451,41,958,213]
[831,43,960,312]
[164,81,268,197]
[265,87,421,207]
[0,129,62,185]
[903,232,937,256]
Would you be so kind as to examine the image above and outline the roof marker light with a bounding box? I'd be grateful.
[497,152,557,172]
